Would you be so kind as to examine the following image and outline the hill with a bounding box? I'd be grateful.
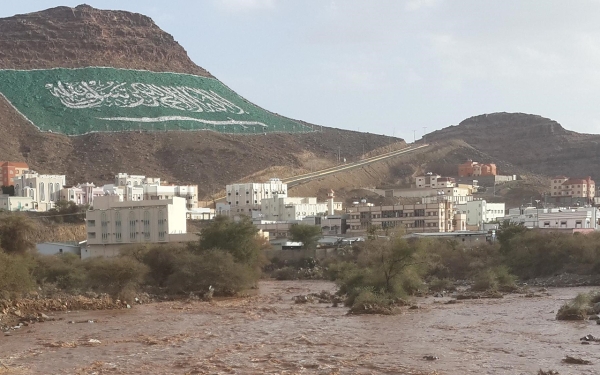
[427,112,600,180]
[0,5,402,197]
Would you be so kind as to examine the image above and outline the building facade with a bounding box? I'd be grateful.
[458,160,497,177]
[0,194,34,211]
[455,200,506,230]
[59,183,105,206]
[84,195,193,258]
[260,195,342,221]
[550,176,595,201]
[346,202,454,234]
[13,170,66,211]
[415,173,456,189]
[0,161,29,187]
[226,178,288,214]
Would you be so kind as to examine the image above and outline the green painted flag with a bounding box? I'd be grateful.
[0,67,311,136]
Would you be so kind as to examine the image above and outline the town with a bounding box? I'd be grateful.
[1,158,596,259]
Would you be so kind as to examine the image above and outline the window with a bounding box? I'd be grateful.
[55,183,60,193]
[115,211,122,242]
[49,183,54,200]
[129,211,136,241]
[158,210,166,241]
[101,212,109,242]
[88,232,96,239]
[39,182,45,201]
[143,211,151,241]
[88,220,96,227]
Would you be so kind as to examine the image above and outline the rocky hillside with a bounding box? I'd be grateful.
[0,5,402,197]
[427,112,600,180]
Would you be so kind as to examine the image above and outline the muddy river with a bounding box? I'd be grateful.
[1,281,600,374]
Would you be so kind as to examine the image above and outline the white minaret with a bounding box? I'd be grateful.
[327,189,335,215]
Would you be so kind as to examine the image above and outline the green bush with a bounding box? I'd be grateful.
[0,253,35,298]
[471,266,518,292]
[556,292,594,320]
[348,288,395,315]
[83,257,149,301]
[34,253,86,291]
[142,245,186,286]
[166,249,258,296]
[428,277,456,292]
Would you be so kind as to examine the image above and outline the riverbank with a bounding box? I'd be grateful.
[1,280,599,374]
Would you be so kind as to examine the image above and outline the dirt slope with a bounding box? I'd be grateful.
[427,112,600,179]
[0,5,403,197]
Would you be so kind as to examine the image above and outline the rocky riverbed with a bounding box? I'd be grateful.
[1,281,600,374]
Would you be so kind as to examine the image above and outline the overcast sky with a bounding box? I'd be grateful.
[2,0,600,141]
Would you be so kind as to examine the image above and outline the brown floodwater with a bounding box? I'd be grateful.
[1,281,600,374]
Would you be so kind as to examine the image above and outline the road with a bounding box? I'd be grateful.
[283,143,430,187]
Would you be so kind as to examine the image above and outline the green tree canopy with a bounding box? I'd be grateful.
[289,224,322,249]
[0,215,35,255]
[191,216,262,265]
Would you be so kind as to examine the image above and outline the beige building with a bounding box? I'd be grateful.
[83,195,194,258]
[260,195,342,221]
[13,170,66,211]
[346,202,454,234]
[226,178,287,214]
[415,173,456,189]
[551,176,595,201]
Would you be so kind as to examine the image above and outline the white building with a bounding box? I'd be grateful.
[59,183,105,206]
[114,173,198,209]
[455,200,506,230]
[0,194,34,211]
[226,178,287,214]
[504,206,600,230]
[36,242,83,256]
[83,195,194,258]
[260,195,342,221]
[415,173,456,189]
[13,170,66,211]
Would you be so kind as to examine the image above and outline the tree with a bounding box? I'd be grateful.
[289,224,322,250]
[47,201,87,223]
[496,220,529,254]
[191,216,263,266]
[0,215,35,255]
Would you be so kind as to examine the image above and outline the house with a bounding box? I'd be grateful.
[36,241,83,256]
[226,178,288,215]
[458,160,497,177]
[0,194,34,211]
[13,170,66,211]
[455,200,506,230]
[59,183,105,206]
[83,195,195,258]
[415,173,456,189]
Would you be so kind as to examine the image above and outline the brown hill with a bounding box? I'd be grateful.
[0,5,402,198]
[427,112,600,180]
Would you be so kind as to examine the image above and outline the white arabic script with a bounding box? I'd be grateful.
[45,81,245,114]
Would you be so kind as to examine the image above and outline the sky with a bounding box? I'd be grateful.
[2,0,600,141]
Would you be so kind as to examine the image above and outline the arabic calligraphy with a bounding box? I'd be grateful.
[44,81,246,114]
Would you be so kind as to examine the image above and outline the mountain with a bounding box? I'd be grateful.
[0,5,401,197]
[427,112,600,180]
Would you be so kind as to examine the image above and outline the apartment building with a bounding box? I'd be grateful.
[415,173,456,189]
[458,160,497,177]
[114,173,198,208]
[83,195,194,258]
[504,206,600,230]
[455,200,505,230]
[0,161,29,187]
[13,170,66,211]
[346,202,454,234]
[226,178,288,214]
[550,176,595,201]
[260,195,343,221]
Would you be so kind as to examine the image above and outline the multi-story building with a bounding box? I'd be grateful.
[83,195,194,258]
[415,173,456,189]
[550,176,595,201]
[458,160,497,177]
[59,183,105,206]
[13,170,66,211]
[455,200,505,230]
[114,173,198,209]
[226,178,287,214]
[346,201,454,234]
[260,195,342,221]
[0,161,29,187]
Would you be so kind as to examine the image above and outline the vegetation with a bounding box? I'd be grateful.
[289,224,322,250]
[556,291,600,320]
[45,200,88,223]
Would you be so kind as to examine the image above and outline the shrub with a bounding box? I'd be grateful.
[142,245,186,286]
[34,253,86,291]
[272,267,299,280]
[557,292,593,321]
[83,257,149,301]
[471,266,518,292]
[166,249,258,296]
[0,253,35,298]
[348,288,395,315]
[428,277,456,292]
[472,269,499,292]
